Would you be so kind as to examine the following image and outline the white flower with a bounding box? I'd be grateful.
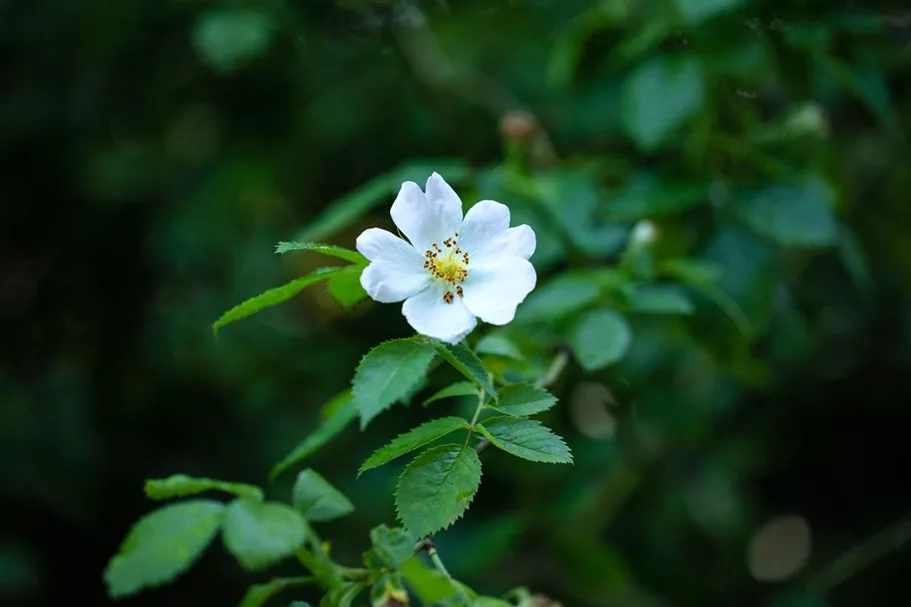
[356,172,537,344]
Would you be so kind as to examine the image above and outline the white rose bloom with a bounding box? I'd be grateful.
[356,172,537,344]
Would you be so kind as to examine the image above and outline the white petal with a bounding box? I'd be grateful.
[402,283,477,344]
[462,257,537,325]
[493,224,536,260]
[457,200,510,259]
[390,174,462,252]
[356,228,430,303]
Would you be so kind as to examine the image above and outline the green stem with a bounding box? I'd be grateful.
[428,545,471,605]
[809,512,911,593]
[463,389,486,447]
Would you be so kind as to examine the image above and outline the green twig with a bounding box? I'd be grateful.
[463,389,486,447]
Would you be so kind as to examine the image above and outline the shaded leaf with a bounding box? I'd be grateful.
[212,268,342,335]
[353,338,437,428]
[275,241,366,264]
[270,391,358,481]
[192,8,272,73]
[488,383,557,417]
[222,499,308,571]
[736,174,837,247]
[607,172,707,219]
[477,416,573,464]
[423,381,479,407]
[401,557,460,604]
[395,445,482,537]
[359,417,469,476]
[326,268,368,309]
[627,285,695,315]
[104,500,225,598]
[675,0,744,24]
[569,309,632,371]
[238,577,315,607]
[432,341,497,397]
[621,55,705,150]
[370,525,415,569]
[144,474,263,502]
[516,274,601,322]
[292,469,354,522]
[475,333,524,360]
[320,583,364,607]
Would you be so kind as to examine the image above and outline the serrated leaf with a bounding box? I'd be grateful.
[359,417,469,476]
[395,445,482,537]
[212,268,343,335]
[569,309,632,372]
[475,333,524,360]
[238,577,315,607]
[104,500,225,598]
[275,241,366,264]
[627,285,694,315]
[488,384,557,417]
[326,268,368,309]
[432,341,496,397]
[423,381,479,407]
[736,174,837,247]
[370,525,415,569]
[477,416,572,464]
[222,499,308,571]
[516,274,601,323]
[270,391,357,481]
[144,474,263,502]
[353,338,437,429]
[292,469,354,522]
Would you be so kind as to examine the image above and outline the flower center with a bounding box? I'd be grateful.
[422,232,469,304]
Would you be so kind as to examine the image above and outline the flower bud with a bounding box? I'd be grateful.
[499,111,537,144]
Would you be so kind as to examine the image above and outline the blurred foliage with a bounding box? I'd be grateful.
[2,0,911,606]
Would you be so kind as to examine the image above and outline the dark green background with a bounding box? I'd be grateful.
[2,1,910,606]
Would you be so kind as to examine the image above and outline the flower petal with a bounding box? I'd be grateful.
[402,283,477,344]
[462,257,537,325]
[390,173,463,252]
[457,200,510,259]
[356,228,430,303]
[493,224,536,260]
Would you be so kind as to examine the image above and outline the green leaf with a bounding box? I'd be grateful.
[423,381,479,407]
[292,469,354,522]
[370,525,415,569]
[607,172,707,219]
[270,390,357,481]
[326,268,368,309]
[569,309,632,371]
[621,55,705,151]
[627,285,694,315]
[516,274,601,323]
[432,341,497,397]
[674,0,744,24]
[212,268,342,335]
[488,383,557,417]
[294,160,470,242]
[395,445,482,537]
[320,582,363,607]
[288,603,314,607]
[192,8,273,73]
[104,500,225,598]
[352,338,437,429]
[359,417,469,476]
[275,241,366,264]
[401,557,460,605]
[238,577,315,607]
[475,333,523,360]
[473,598,513,607]
[144,475,263,502]
[477,416,573,464]
[736,174,837,247]
[222,499,308,571]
